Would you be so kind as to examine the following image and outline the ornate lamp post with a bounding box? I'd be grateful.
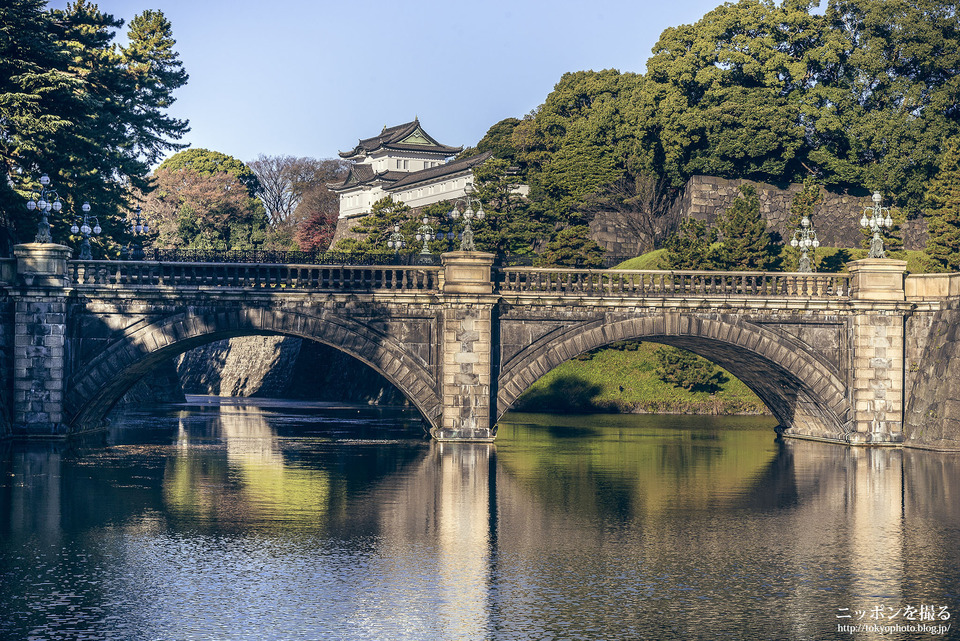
[25,174,63,243]
[790,212,820,272]
[447,184,484,252]
[861,191,893,259]
[387,224,406,260]
[414,217,434,255]
[129,207,149,260]
[70,202,100,260]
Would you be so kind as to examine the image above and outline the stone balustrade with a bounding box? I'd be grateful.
[67,260,441,292]
[497,268,851,298]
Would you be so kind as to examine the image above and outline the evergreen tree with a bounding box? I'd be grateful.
[806,0,960,215]
[925,138,960,272]
[334,197,415,254]
[159,148,258,196]
[514,69,642,228]
[712,185,778,270]
[664,218,713,270]
[539,226,605,267]
[121,10,189,162]
[634,0,813,188]
[655,346,720,391]
[470,157,541,256]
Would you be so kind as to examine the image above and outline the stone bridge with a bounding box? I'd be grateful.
[2,243,959,450]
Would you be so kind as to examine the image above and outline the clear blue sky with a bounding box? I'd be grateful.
[50,0,723,164]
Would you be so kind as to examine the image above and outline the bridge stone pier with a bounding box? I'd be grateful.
[1,243,959,451]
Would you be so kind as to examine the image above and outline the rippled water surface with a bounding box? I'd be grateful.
[1,398,958,640]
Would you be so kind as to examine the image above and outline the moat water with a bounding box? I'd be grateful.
[1,397,958,640]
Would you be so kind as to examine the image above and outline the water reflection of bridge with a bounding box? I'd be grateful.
[2,408,956,639]
[5,245,960,449]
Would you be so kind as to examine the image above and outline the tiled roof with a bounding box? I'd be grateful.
[327,163,376,191]
[330,152,493,193]
[387,152,493,191]
[339,119,463,159]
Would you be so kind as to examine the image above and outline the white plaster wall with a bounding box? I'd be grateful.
[392,176,475,209]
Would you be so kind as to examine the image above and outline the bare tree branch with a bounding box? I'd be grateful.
[585,172,681,252]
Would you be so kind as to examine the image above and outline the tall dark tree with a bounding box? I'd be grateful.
[805,0,960,214]
[924,137,960,271]
[634,0,814,187]
[517,70,641,226]
[0,0,189,255]
[120,10,190,167]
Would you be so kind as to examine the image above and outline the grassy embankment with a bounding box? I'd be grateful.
[513,246,930,415]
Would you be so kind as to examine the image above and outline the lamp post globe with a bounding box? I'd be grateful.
[26,173,63,244]
[447,183,485,252]
[414,216,434,255]
[127,207,149,260]
[861,191,893,259]
[74,202,100,260]
[387,224,406,261]
[790,214,820,273]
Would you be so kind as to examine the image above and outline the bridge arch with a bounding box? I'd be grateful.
[497,313,853,440]
[65,306,442,432]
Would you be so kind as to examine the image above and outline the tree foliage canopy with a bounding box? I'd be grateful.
[655,345,721,391]
[143,149,267,251]
[0,0,189,254]
[474,0,958,258]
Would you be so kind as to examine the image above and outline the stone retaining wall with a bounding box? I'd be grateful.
[589,175,929,255]
[904,300,960,450]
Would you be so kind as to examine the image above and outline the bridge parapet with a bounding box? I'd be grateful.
[67,260,441,292]
[905,273,960,300]
[497,267,850,299]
